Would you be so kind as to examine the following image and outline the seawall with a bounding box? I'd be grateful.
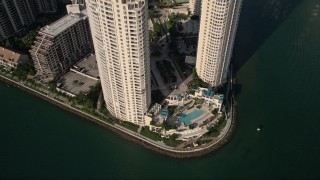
[0,74,237,159]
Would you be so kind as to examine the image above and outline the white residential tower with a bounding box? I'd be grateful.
[86,0,151,125]
[196,0,242,86]
[189,0,202,17]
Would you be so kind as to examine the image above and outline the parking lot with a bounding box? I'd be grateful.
[57,71,97,95]
[74,54,99,78]
[57,53,99,96]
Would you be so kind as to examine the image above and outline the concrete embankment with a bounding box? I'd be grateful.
[0,74,237,159]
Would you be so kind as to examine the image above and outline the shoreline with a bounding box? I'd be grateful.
[0,74,237,159]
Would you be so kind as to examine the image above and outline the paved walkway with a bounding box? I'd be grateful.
[178,74,193,92]
[151,63,170,96]
[150,39,171,96]
[96,92,103,109]
[0,73,236,155]
[137,126,142,133]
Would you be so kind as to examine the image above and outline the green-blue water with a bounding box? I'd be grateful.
[1,0,320,178]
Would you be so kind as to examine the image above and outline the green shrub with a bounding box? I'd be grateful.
[140,127,162,141]
[189,69,209,89]
[212,109,219,115]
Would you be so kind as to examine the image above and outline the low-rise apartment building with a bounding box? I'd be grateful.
[0,46,29,69]
[29,10,92,82]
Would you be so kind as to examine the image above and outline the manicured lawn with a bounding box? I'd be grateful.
[163,136,183,147]
[188,69,209,89]
[140,127,163,141]
[206,117,227,137]
[198,139,212,145]
[119,121,139,132]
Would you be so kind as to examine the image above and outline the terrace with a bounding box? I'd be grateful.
[145,86,224,141]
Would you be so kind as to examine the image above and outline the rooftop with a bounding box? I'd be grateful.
[57,71,97,95]
[160,109,169,118]
[149,103,161,114]
[185,56,196,65]
[72,0,85,4]
[41,10,87,37]
[74,54,99,78]
[0,47,24,63]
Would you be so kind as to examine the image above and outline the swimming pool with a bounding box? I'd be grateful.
[179,109,205,126]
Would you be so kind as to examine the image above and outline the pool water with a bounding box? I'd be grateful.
[179,109,205,126]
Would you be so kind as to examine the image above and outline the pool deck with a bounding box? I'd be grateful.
[179,107,213,125]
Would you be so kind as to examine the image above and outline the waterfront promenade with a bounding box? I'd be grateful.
[0,73,236,158]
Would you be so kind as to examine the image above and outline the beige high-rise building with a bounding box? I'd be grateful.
[196,0,242,86]
[66,0,86,14]
[189,0,202,17]
[86,0,151,125]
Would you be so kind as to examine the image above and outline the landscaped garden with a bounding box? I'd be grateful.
[205,115,227,137]
[188,69,209,89]
[140,126,183,147]
[140,127,163,141]
[119,121,140,132]
[156,60,177,84]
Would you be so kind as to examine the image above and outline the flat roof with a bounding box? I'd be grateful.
[185,56,196,64]
[58,71,97,95]
[41,10,87,36]
[75,54,99,78]
[160,109,169,118]
[0,46,24,63]
[72,0,85,4]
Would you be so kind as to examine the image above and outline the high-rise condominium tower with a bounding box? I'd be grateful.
[189,0,202,17]
[86,0,151,125]
[196,0,242,86]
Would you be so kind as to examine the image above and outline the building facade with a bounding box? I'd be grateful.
[32,0,57,14]
[66,0,86,14]
[0,0,36,40]
[189,0,202,17]
[0,46,29,69]
[86,0,151,125]
[0,0,58,41]
[30,10,92,81]
[195,0,242,86]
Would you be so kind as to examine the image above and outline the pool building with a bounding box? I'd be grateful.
[193,87,224,111]
[160,109,169,121]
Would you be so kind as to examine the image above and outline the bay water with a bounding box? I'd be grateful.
[1,0,320,178]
